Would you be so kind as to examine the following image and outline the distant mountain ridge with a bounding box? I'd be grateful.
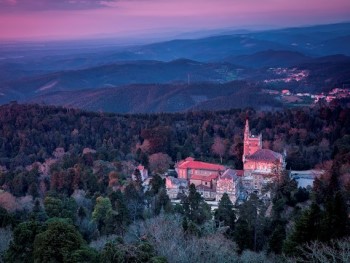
[0,59,246,104]
[224,50,310,68]
[1,22,350,113]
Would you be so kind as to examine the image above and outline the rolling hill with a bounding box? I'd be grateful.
[28,82,282,113]
[0,59,248,104]
[224,50,310,68]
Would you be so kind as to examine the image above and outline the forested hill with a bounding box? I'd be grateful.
[0,103,349,171]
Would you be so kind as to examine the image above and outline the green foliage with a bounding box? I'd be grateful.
[92,196,118,235]
[1,104,349,176]
[234,194,268,253]
[70,246,99,263]
[268,222,286,254]
[0,104,350,261]
[44,195,77,220]
[109,190,131,234]
[100,239,160,263]
[149,175,165,195]
[124,182,144,223]
[149,256,168,263]
[283,202,323,255]
[5,221,41,263]
[214,193,236,236]
[33,221,85,263]
[182,184,211,225]
[99,241,124,263]
[321,191,349,241]
[0,206,15,228]
[153,188,172,216]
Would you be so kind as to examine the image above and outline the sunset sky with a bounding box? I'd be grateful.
[0,0,350,41]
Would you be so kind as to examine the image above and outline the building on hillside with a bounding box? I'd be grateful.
[175,157,225,180]
[243,119,286,192]
[196,185,216,200]
[189,173,218,190]
[166,120,286,202]
[216,169,240,203]
[165,176,188,199]
[243,120,262,163]
[190,173,219,200]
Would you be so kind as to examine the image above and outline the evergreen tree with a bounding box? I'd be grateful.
[268,222,286,254]
[124,182,144,223]
[321,191,349,241]
[214,193,235,236]
[154,188,172,215]
[234,194,266,252]
[109,190,131,234]
[283,202,323,255]
[150,174,165,195]
[182,184,211,225]
[92,196,117,235]
[33,221,85,263]
[5,221,41,263]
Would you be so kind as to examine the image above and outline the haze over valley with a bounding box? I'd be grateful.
[1,22,350,112]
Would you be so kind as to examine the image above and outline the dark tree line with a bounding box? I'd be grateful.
[0,103,349,172]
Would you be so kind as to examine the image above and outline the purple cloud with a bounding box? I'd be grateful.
[0,0,116,12]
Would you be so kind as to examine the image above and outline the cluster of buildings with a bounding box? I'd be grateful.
[165,120,286,204]
[280,87,350,104]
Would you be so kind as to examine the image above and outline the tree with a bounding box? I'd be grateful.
[321,191,349,241]
[291,238,350,263]
[149,153,172,174]
[108,171,119,189]
[154,188,172,215]
[234,194,267,252]
[109,190,131,234]
[124,182,144,223]
[283,202,323,255]
[150,174,165,195]
[0,206,14,228]
[44,196,63,218]
[92,196,117,235]
[182,184,211,225]
[268,222,286,254]
[100,240,124,263]
[33,221,85,263]
[44,195,77,220]
[214,193,235,236]
[212,137,226,163]
[5,221,41,263]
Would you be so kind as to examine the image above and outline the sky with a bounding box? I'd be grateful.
[0,0,350,41]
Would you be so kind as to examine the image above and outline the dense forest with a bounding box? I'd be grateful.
[0,103,350,262]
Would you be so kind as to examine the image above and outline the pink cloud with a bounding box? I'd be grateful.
[0,0,349,40]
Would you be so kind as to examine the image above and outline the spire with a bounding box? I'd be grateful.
[244,118,250,138]
[243,119,249,163]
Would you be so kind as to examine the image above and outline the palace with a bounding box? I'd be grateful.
[243,119,286,192]
[167,119,285,203]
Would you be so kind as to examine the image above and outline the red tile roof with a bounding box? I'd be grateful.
[247,149,282,162]
[176,158,225,171]
[190,173,218,182]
